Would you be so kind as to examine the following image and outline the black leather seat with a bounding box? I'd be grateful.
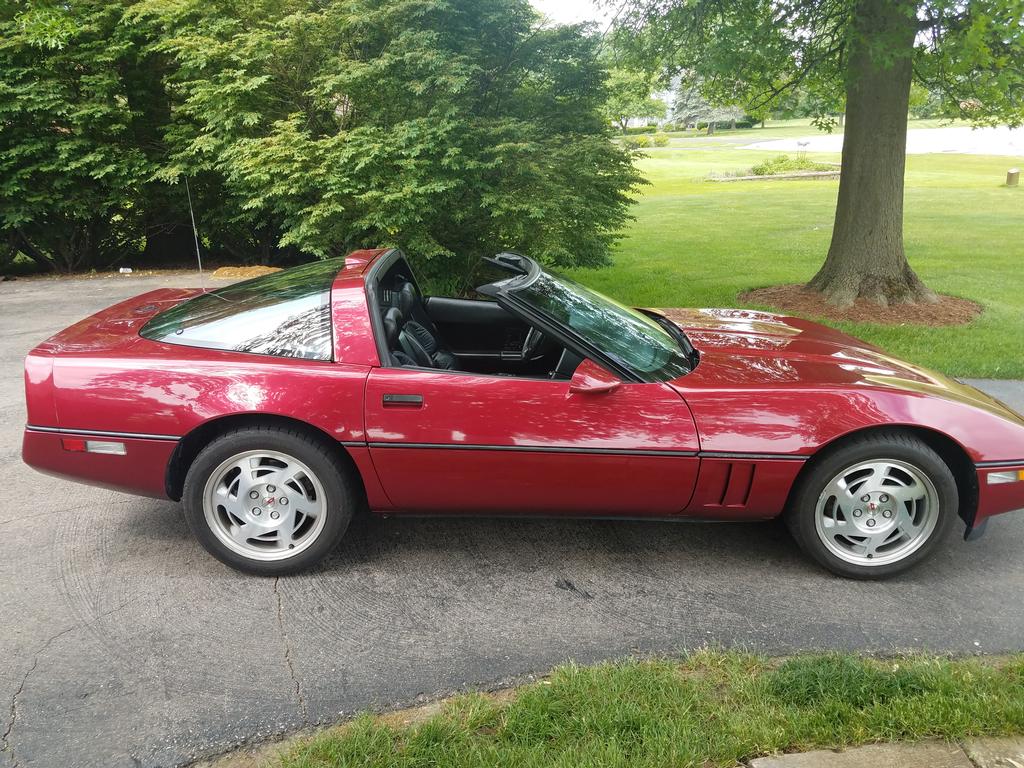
[383,308,417,366]
[383,302,457,370]
[391,282,457,369]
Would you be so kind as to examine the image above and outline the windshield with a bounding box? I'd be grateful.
[140,259,342,360]
[511,270,693,381]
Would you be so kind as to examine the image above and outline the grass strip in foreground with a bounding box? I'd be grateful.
[269,651,1024,768]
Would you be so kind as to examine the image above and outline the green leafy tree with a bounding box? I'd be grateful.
[0,0,220,271]
[908,82,947,119]
[602,67,668,132]
[3,0,641,281]
[614,0,1024,305]
[0,2,153,271]
[130,0,643,288]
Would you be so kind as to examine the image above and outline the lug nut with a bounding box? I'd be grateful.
[280,497,288,505]
[249,490,259,499]
[861,494,871,502]
[853,509,863,517]
[880,494,889,503]
[267,485,276,493]
[252,507,262,515]
[883,509,893,518]
[270,511,280,520]
[866,518,876,527]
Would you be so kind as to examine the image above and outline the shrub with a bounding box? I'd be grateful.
[622,134,653,149]
[624,125,658,135]
[750,153,833,176]
[653,134,670,147]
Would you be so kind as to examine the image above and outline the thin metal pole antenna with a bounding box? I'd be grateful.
[184,176,205,288]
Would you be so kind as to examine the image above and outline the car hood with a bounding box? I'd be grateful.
[660,308,1024,425]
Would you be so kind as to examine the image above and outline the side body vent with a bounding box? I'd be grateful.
[685,457,805,520]
[696,461,755,510]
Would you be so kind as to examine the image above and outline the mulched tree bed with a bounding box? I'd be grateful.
[210,265,282,279]
[738,284,982,326]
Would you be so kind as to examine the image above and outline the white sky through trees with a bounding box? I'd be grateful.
[530,0,607,25]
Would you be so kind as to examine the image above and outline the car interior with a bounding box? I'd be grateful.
[374,257,583,379]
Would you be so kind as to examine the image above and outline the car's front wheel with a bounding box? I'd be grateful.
[182,426,359,575]
[785,432,957,579]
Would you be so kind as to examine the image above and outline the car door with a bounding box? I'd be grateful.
[363,359,700,515]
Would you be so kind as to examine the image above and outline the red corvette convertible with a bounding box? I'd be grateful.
[22,249,1024,577]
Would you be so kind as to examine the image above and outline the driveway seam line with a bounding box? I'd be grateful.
[273,577,308,723]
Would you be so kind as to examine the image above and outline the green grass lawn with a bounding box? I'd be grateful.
[574,120,1024,378]
[261,652,1024,768]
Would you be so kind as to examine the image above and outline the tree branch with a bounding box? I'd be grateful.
[13,230,56,272]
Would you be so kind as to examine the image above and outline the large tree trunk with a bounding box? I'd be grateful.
[808,0,934,307]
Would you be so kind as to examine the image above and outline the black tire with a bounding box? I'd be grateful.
[784,431,957,579]
[182,425,361,575]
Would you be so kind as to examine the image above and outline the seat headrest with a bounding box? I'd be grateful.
[383,307,404,348]
[397,282,418,316]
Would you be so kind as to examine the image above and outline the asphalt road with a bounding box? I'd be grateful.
[2,274,1023,768]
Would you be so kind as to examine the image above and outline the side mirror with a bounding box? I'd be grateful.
[569,360,621,395]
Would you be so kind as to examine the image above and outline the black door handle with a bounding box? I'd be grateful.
[382,393,423,407]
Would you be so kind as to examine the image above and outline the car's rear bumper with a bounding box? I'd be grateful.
[973,461,1024,528]
[22,427,177,499]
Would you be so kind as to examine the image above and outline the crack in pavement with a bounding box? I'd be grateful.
[273,577,308,723]
[2,625,77,767]
[1,598,138,767]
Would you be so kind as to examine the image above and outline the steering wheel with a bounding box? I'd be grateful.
[522,327,545,359]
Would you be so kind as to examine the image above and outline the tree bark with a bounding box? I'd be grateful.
[14,229,56,272]
[807,0,934,306]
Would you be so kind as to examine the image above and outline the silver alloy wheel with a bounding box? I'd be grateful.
[814,458,939,567]
[203,449,328,562]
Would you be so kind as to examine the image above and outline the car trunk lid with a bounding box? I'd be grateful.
[31,288,202,357]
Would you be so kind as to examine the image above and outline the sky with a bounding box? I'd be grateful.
[529,0,609,26]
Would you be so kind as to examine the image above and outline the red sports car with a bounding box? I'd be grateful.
[22,249,1024,578]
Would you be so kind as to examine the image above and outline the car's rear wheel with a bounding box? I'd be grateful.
[182,427,359,575]
[785,432,957,579]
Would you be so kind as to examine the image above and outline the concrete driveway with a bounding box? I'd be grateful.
[2,275,1023,768]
